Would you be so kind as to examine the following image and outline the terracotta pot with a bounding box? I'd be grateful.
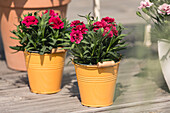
[0,0,71,71]
[24,49,66,94]
[158,39,170,90]
[73,61,120,107]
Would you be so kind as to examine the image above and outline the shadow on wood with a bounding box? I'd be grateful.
[67,80,81,102]
[134,60,170,93]
[14,74,29,88]
[114,83,129,102]
[61,73,75,89]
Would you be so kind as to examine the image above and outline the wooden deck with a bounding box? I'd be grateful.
[1,23,170,113]
[1,0,169,112]
[0,52,170,113]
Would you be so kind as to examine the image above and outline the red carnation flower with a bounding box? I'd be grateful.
[22,16,38,28]
[101,17,115,24]
[103,25,118,37]
[70,20,84,27]
[72,24,88,34]
[93,20,118,37]
[93,21,104,31]
[44,10,58,17]
[103,27,114,38]
[70,30,83,44]
[49,16,64,29]
[112,26,118,36]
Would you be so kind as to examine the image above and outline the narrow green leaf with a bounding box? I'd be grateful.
[10,37,20,40]
[136,11,142,17]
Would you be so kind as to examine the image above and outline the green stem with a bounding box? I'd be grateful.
[76,45,83,59]
[91,44,96,57]
[106,38,113,53]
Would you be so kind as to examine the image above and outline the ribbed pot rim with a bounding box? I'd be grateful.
[73,61,120,68]
[25,50,66,56]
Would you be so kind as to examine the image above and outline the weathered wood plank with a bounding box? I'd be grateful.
[0,58,169,113]
[72,96,170,113]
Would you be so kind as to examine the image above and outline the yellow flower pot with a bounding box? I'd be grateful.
[74,61,120,107]
[24,49,66,94]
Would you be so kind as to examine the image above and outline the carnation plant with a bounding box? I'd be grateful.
[68,13,127,65]
[10,10,70,55]
[136,0,170,39]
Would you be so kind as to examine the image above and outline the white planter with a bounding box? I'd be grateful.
[158,39,170,90]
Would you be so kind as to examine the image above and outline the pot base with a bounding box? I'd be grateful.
[81,102,113,107]
[31,89,61,94]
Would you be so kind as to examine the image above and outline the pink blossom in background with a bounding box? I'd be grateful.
[44,10,58,17]
[158,3,170,15]
[72,24,88,34]
[138,0,153,9]
[70,20,84,27]
[70,30,83,44]
[22,16,38,28]
[49,16,64,29]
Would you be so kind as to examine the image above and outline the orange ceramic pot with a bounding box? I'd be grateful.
[74,62,120,107]
[24,50,66,94]
[0,0,71,71]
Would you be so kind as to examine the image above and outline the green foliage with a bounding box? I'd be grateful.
[151,21,170,39]
[10,10,70,55]
[69,14,128,65]
[150,0,170,5]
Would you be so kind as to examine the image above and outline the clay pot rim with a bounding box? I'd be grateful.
[0,0,71,9]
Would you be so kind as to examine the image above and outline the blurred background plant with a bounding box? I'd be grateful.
[136,0,170,40]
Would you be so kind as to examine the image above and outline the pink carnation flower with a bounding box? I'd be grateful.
[70,30,83,44]
[44,10,58,17]
[49,16,64,29]
[138,0,153,9]
[22,16,38,28]
[158,3,170,15]
[70,20,84,27]
[72,24,88,34]
[101,17,115,24]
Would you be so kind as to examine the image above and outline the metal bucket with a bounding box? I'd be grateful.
[74,62,120,107]
[25,50,66,94]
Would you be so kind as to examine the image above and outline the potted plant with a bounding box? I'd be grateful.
[68,13,128,107]
[10,10,70,94]
[0,0,71,71]
[136,0,170,90]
